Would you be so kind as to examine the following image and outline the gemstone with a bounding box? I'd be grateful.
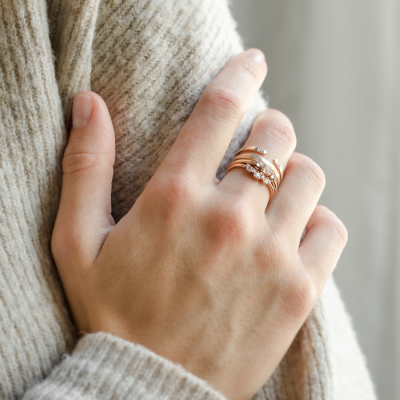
[263,166,272,175]
[246,163,252,171]
[256,147,267,154]
[271,173,275,179]
[256,162,261,168]
[254,172,261,179]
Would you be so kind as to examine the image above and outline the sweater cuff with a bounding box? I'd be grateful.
[24,332,226,400]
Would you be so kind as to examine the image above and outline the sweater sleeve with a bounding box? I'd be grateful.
[22,333,225,400]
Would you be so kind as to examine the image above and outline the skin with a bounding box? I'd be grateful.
[52,49,348,400]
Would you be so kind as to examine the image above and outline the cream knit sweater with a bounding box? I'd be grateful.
[0,0,376,399]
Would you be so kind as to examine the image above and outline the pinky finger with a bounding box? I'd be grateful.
[299,205,348,290]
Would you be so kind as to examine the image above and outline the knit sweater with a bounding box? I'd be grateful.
[0,0,376,399]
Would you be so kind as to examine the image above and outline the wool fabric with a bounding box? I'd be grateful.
[0,0,376,399]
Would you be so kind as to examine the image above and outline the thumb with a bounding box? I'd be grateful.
[53,91,115,266]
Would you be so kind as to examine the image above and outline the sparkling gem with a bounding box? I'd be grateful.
[246,163,252,171]
[256,147,267,154]
[271,173,275,179]
[263,166,272,175]
[256,162,261,168]
[254,172,261,179]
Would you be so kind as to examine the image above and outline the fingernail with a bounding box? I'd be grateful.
[244,49,265,64]
[73,94,93,129]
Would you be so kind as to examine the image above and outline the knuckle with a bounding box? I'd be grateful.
[325,213,348,248]
[213,200,253,243]
[62,126,114,175]
[263,114,296,148]
[237,57,265,82]
[153,174,196,213]
[62,152,102,175]
[203,87,245,119]
[298,157,326,190]
[51,226,85,263]
[282,268,317,315]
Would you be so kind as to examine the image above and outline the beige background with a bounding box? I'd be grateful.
[229,1,400,399]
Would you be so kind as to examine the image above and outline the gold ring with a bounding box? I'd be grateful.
[227,147,284,200]
[227,163,276,198]
[235,146,268,156]
[232,154,281,185]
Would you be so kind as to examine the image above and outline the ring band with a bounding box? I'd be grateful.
[231,154,282,185]
[235,146,268,156]
[227,146,284,200]
[228,163,276,198]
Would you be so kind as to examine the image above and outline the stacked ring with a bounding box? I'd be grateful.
[227,146,284,199]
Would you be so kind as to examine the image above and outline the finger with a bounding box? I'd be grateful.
[161,49,267,185]
[219,109,296,211]
[299,205,348,288]
[267,153,326,245]
[52,91,115,266]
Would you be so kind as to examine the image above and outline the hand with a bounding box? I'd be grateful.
[52,49,347,400]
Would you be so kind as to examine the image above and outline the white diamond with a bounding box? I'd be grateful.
[256,147,267,154]
[246,163,251,171]
[254,172,261,179]
[271,173,275,179]
[256,162,261,168]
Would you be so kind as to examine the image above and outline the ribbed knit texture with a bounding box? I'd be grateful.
[23,332,226,400]
[0,0,376,399]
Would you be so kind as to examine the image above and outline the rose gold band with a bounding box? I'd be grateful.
[227,163,275,198]
[231,154,282,185]
[227,147,285,200]
[235,146,268,156]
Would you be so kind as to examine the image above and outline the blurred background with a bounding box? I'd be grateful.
[229,1,399,399]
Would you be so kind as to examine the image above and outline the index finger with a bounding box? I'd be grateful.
[162,49,267,185]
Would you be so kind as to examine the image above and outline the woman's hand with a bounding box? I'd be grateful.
[52,49,347,400]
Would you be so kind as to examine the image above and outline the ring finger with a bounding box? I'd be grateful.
[218,109,297,210]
